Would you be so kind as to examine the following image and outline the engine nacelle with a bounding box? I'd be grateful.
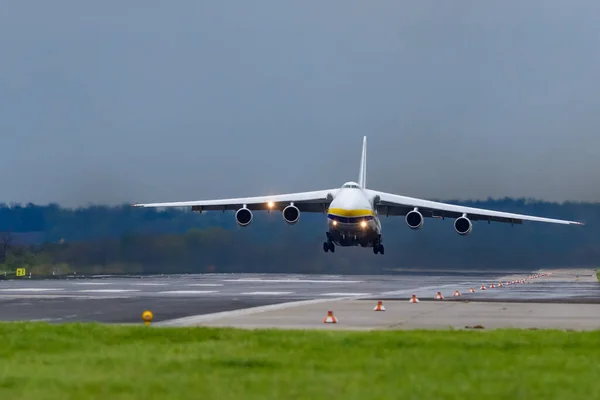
[235,207,253,226]
[282,205,300,225]
[454,216,472,235]
[405,210,424,229]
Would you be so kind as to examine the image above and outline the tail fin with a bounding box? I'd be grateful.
[358,136,367,188]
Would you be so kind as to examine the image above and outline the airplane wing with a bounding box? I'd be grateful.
[367,190,584,225]
[132,189,338,213]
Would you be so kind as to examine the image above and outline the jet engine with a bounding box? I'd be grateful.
[282,205,300,225]
[235,207,253,226]
[454,216,472,235]
[405,210,424,229]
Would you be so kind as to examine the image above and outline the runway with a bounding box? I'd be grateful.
[0,268,598,328]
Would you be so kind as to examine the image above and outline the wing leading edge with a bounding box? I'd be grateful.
[132,189,338,213]
[367,190,584,225]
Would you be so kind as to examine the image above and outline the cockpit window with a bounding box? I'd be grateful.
[342,183,360,189]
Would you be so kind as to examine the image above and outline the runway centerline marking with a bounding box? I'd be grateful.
[77,289,141,293]
[130,283,169,286]
[0,288,65,292]
[158,290,219,294]
[72,282,113,285]
[239,291,294,295]
[187,284,224,287]
[222,278,363,284]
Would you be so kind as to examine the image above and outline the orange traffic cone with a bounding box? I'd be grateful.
[489,284,495,289]
[480,285,486,290]
[409,294,419,303]
[453,290,461,297]
[374,301,385,311]
[435,291,444,300]
[323,310,338,323]
[469,288,476,293]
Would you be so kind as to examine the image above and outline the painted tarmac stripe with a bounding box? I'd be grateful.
[239,291,294,295]
[77,289,141,293]
[377,282,475,296]
[154,296,357,327]
[157,290,218,294]
[186,284,224,287]
[222,279,363,284]
[0,288,65,292]
[130,283,170,286]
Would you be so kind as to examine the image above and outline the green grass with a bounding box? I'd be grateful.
[1,323,599,399]
[597,268,600,282]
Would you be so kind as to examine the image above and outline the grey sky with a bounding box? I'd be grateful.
[1,1,600,207]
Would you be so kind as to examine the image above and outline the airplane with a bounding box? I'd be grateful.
[132,136,584,255]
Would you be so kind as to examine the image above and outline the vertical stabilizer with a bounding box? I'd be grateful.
[358,136,367,188]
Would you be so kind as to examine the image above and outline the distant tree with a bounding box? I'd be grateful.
[0,199,598,274]
[0,231,14,264]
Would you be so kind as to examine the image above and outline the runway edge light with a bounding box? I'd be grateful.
[142,310,153,326]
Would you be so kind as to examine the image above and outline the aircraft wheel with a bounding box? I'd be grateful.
[329,242,335,253]
[323,242,329,252]
[379,245,385,255]
[373,246,379,254]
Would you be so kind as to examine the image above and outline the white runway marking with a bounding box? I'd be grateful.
[239,291,294,295]
[0,294,131,299]
[319,292,371,296]
[222,278,363,284]
[73,282,113,285]
[0,288,65,292]
[378,283,472,296]
[77,289,141,293]
[187,284,224,287]
[130,283,169,286]
[158,290,218,294]
[155,297,354,327]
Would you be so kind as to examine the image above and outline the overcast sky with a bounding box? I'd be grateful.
[1,1,599,207]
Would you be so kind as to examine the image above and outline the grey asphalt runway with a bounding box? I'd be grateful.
[0,268,598,325]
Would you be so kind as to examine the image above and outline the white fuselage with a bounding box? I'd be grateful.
[326,184,382,247]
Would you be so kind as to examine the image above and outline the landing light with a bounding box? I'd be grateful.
[267,201,274,208]
[332,220,337,226]
[360,221,367,228]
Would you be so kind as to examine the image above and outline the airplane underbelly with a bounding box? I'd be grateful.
[327,218,380,247]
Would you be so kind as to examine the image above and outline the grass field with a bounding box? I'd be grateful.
[597,268,599,282]
[1,323,599,400]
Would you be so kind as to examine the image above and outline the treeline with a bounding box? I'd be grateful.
[0,198,598,274]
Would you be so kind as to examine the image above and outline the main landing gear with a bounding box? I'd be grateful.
[323,232,335,253]
[373,235,384,255]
